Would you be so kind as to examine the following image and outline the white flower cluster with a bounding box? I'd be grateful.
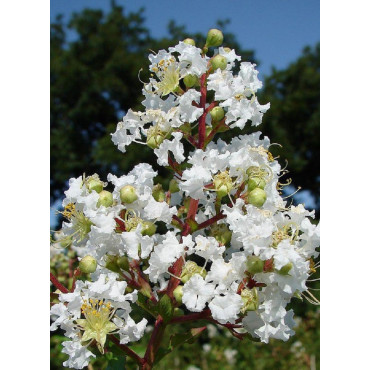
[50,274,147,368]
[51,30,320,368]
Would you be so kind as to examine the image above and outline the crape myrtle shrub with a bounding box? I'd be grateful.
[50,25,320,370]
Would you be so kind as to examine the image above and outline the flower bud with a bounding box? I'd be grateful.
[210,223,232,245]
[179,122,192,134]
[213,171,233,198]
[247,188,267,208]
[120,185,138,204]
[183,38,196,46]
[247,177,266,191]
[206,28,224,47]
[169,179,180,193]
[105,255,120,273]
[152,184,165,202]
[246,255,264,274]
[181,261,206,283]
[79,255,97,274]
[211,55,227,71]
[277,262,293,276]
[141,221,157,236]
[183,74,198,88]
[87,178,104,194]
[117,256,130,271]
[146,133,164,149]
[240,287,259,314]
[97,190,113,208]
[173,285,183,304]
[210,106,225,122]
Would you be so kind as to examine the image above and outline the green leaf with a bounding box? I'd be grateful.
[106,354,126,370]
[158,294,173,323]
[154,326,207,365]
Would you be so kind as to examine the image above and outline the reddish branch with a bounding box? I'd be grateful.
[50,272,69,293]
[197,212,226,230]
[169,309,212,324]
[197,73,208,149]
[142,315,166,369]
[186,198,199,223]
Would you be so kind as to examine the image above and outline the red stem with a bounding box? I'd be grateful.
[143,315,166,368]
[109,335,144,366]
[169,309,211,324]
[50,272,69,294]
[197,212,226,230]
[71,269,81,292]
[187,198,199,223]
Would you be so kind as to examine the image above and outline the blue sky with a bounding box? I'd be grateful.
[50,0,319,77]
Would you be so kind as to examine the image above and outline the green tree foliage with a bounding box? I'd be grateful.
[50,4,255,203]
[259,44,320,208]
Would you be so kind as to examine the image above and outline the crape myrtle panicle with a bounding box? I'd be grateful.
[50,29,320,369]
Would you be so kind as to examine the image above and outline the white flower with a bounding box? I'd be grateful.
[182,274,215,312]
[189,235,225,261]
[62,340,96,369]
[111,110,144,153]
[178,89,203,123]
[145,232,187,282]
[209,293,243,324]
[154,132,185,166]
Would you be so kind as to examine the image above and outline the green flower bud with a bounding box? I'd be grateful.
[248,177,266,191]
[105,255,120,273]
[211,54,227,71]
[97,190,113,208]
[152,184,165,202]
[173,285,183,304]
[141,221,157,236]
[206,28,224,47]
[120,185,138,204]
[240,287,259,314]
[183,74,198,88]
[179,122,192,134]
[117,256,130,271]
[169,179,180,193]
[210,223,232,245]
[213,171,233,198]
[210,106,225,122]
[277,262,293,276]
[79,255,97,274]
[246,255,264,274]
[146,133,164,149]
[180,261,206,284]
[183,38,196,46]
[248,188,267,208]
[87,178,104,194]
